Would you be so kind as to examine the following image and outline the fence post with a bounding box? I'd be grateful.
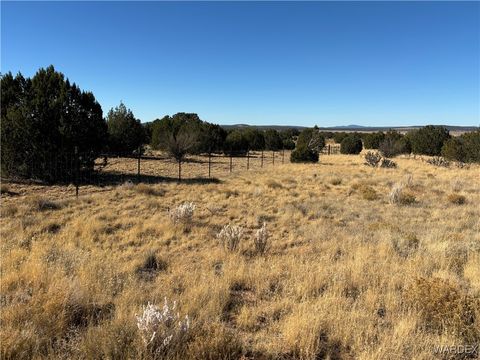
[137,146,141,183]
[178,160,182,182]
[282,148,285,164]
[261,150,264,168]
[208,152,212,178]
[247,150,250,170]
[328,144,331,155]
[272,151,275,165]
[74,146,79,198]
[230,154,233,173]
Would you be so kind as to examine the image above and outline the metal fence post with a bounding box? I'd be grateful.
[74,146,79,198]
[137,146,141,183]
[208,152,212,178]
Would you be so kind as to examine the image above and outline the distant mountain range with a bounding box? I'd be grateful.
[221,124,479,132]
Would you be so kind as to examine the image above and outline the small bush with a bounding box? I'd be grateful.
[389,184,415,205]
[136,252,168,280]
[447,193,466,205]
[364,151,382,167]
[290,146,319,163]
[217,224,244,252]
[360,185,378,201]
[392,233,419,258]
[29,197,62,211]
[135,298,190,353]
[379,158,397,168]
[168,202,195,228]
[254,222,269,255]
[405,277,480,342]
[340,135,362,154]
[330,177,342,185]
[426,157,450,167]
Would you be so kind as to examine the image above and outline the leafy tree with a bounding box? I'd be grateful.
[364,132,385,149]
[106,102,144,154]
[1,66,106,182]
[340,134,363,154]
[264,129,283,151]
[408,125,450,156]
[150,113,200,180]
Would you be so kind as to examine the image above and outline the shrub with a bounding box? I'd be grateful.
[168,202,196,227]
[364,132,385,149]
[461,130,480,163]
[378,134,411,157]
[254,222,269,255]
[408,125,450,156]
[379,158,397,168]
[441,137,466,162]
[217,224,244,252]
[359,185,378,201]
[426,157,450,167]
[340,135,362,154]
[333,132,348,144]
[447,193,466,205]
[290,146,319,163]
[405,277,480,342]
[389,184,415,205]
[136,252,168,280]
[135,299,190,353]
[442,131,480,163]
[364,151,382,167]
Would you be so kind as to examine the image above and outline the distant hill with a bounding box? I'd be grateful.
[221,124,479,133]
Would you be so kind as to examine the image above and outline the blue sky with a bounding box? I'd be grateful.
[2,1,479,127]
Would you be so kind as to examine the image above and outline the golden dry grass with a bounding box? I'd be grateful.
[1,154,479,359]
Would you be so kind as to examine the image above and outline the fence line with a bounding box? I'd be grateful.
[2,145,340,197]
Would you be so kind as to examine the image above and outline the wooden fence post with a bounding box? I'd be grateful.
[230,154,233,173]
[247,151,250,170]
[272,151,275,165]
[261,150,264,168]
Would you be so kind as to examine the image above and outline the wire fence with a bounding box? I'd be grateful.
[2,145,341,197]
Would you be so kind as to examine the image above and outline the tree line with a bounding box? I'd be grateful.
[2,66,479,181]
[1,66,298,181]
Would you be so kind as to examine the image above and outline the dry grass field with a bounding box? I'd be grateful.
[1,154,479,359]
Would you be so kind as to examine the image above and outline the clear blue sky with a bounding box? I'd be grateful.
[2,1,479,127]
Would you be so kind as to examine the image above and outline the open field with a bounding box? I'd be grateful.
[1,155,479,359]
